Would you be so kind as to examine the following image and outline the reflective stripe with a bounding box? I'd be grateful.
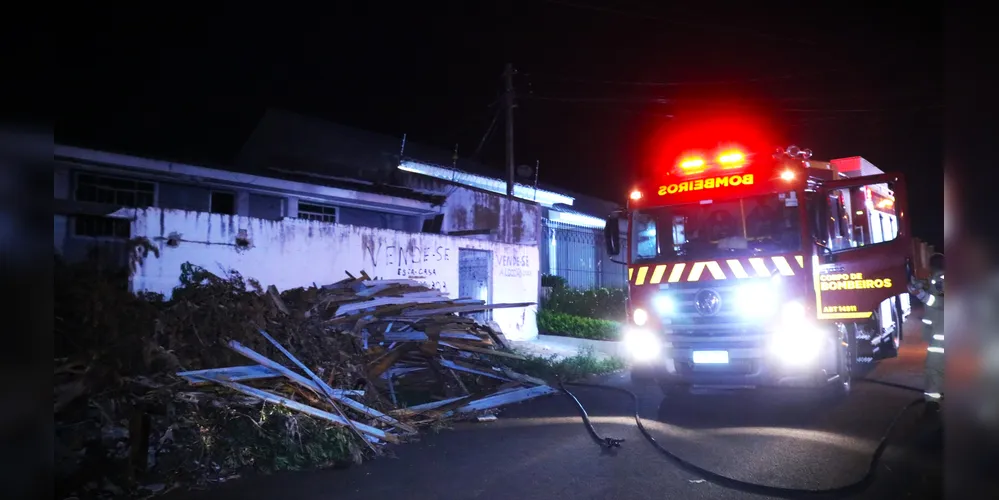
[627,255,804,284]
[748,258,771,277]
[726,259,750,279]
[922,318,932,325]
[687,262,708,281]
[924,392,942,399]
[926,294,936,307]
[928,346,944,354]
[635,266,649,285]
[667,263,686,283]
[933,334,944,341]
[772,256,795,276]
[649,265,667,284]
[704,261,726,280]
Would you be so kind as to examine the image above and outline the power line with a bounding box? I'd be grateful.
[524,93,940,113]
[780,104,942,113]
[526,95,672,105]
[523,67,855,88]
[541,0,818,46]
[472,105,501,160]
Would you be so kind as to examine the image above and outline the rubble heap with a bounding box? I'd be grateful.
[54,261,550,498]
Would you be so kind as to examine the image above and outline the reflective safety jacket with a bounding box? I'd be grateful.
[909,270,944,401]
[909,270,944,342]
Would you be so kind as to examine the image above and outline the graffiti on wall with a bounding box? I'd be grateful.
[498,253,533,278]
[363,234,452,292]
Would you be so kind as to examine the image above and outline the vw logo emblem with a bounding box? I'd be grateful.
[694,289,722,316]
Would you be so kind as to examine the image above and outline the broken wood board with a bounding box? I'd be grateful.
[335,296,465,316]
[439,342,527,360]
[190,376,396,443]
[400,302,536,317]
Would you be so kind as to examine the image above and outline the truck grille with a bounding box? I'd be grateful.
[659,282,767,336]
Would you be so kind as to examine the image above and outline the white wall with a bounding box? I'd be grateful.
[130,208,540,340]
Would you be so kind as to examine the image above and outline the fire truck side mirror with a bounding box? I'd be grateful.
[604,217,621,256]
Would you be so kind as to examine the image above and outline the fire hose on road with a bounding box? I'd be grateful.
[557,376,930,499]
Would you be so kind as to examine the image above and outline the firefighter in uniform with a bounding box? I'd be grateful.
[908,265,945,409]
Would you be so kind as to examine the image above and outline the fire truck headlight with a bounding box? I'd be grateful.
[771,324,825,366]
[652,295,675,315]
[633,308,649,326]
[623,328,661,362]
[736,283,777,316]
[781,301,806,322]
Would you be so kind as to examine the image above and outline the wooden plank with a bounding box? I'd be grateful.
[438,359,512,382]
[224,343,360,398]
[192,376,395,443]
[335,296,454,316]
[367,344,417,378]
[361,279,424,287]
[267,285,291,315]
[439,342,527,360]
[401,302,536,317]
[452,385,558,413]
[255,330,417,434]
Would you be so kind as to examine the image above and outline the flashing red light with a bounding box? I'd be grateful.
[679,157,706,171]
[780,169,795,181]
[630,190,643,201]
[717,151,745,167]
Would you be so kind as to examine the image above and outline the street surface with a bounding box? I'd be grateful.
[173,340,942,500]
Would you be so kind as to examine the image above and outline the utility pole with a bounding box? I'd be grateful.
[502,63,516,198]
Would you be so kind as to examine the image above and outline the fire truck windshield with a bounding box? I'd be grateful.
[631,191,802,263]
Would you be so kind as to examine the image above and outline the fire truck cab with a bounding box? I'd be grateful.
[605,145,912,398]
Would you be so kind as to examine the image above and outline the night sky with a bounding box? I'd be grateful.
[60,1,943,246]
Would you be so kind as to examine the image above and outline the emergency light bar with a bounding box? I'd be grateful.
[675,148,750,175]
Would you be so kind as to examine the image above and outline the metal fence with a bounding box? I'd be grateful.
[540,218,627,290]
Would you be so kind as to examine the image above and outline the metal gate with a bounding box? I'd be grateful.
[458,248,492,322]
[541,218,627,290]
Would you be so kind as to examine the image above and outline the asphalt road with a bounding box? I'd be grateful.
[173,344,943,500]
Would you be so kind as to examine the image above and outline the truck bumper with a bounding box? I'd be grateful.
[632,334,842,390]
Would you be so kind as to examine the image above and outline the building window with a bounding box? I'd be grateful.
[298,202,337,223]
[74,214,131,238]
[210,191,236,215]
[74,172,155,207]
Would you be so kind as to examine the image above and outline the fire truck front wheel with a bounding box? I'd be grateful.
[826,324,854,400]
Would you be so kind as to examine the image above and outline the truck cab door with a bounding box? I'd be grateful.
[815,173,910,360]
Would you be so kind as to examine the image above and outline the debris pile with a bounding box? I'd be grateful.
[178,272,551,448]
[54,261,551,498]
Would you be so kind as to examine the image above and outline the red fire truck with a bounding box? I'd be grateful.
[604,144,913,397]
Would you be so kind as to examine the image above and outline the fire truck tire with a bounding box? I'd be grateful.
[877,302,901,358]
[893,295,904,346]
[827,324,854,400]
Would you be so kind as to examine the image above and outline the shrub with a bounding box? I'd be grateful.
[537,310,621,341]
[542,286,627,321]
[541,274,569,289]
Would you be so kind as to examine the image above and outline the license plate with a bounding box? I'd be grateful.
[692,351,729,364]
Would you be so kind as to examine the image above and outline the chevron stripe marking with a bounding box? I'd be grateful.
[726,259,750,279]
[649,265,667,284]
[748,257,770,277]
[635,266,649,285]
[668,263,686,283]
[772,256,795,276]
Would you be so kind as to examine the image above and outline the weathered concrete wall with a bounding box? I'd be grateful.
[403,175,541,246]
[129,208,540,340]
